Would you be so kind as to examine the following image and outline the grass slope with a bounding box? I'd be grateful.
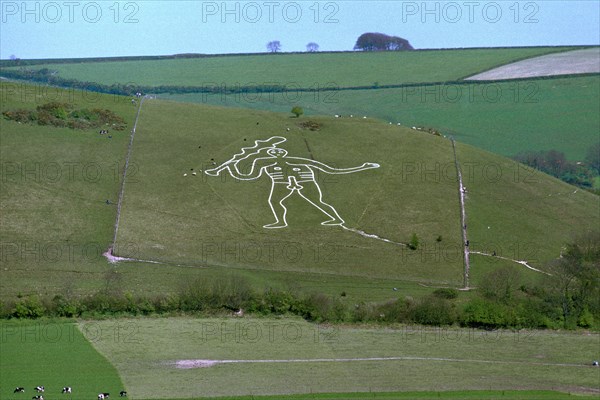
[87,317,600,398]
[2,82,598,304]
[114,97,598,287]
[5,48,577,88]
[0,83,136,299]
[168,75,600,161]
[0,320,124,397]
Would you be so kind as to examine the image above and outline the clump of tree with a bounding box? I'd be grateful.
[266,40,281,53]
[306,42,319,52]
[354,32,414,51]
[2,101,127,130]
[513,147,599,191]
[463,231,600,329]
[291,106,304,118]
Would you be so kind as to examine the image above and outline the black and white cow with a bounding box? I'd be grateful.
[34,387,45,393]
[62,387,72,394]
[14,387,25,393]
[32,396,44,400]
[98,393,110,400]
[119,391,127,397]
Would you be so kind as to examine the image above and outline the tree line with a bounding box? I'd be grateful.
[513,145,600,193]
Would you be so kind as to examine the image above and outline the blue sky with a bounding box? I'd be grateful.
[1,1,599,59]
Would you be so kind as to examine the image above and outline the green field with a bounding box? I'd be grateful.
[6,47,598,161]
[87,317,600,398]
[168,392,594,400]
[6,48,576,88]
[0,320,124,397]
[165,75,600,161]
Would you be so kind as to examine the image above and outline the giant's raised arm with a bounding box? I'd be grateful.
[205,148,276,179]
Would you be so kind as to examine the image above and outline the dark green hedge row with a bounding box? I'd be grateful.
[2,66,598,99]
[1,271,597,330]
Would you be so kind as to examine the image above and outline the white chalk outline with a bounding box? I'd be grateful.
[205,136,379,228]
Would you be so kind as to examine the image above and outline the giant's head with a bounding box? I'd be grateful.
[267,148,288,158]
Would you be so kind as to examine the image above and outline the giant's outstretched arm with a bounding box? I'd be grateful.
[286,157,380,174]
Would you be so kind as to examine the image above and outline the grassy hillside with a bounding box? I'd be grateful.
[87,317,600,398]
[0,320,124,397]
[113,97,598,284]
[166,75,600,161]
[4,47,577,88]
[2,82,598,305]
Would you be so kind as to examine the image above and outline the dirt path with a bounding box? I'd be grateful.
[450,138,549,278]
[470,251,551,275]
[466,48,600,80]
[111,96,145,250]
[450,138,470,289]
[173,356,590,369]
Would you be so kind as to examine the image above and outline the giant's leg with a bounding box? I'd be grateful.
[263,183,294,229]
[297,181,345,226]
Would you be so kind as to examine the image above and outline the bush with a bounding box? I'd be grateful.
[299,293,347,322]
[411,296,455,326]
[373,297,415,323]
[3,102,127,131]
[291,106,304,118]
[409,233,419,250]
[578,308,595,328]
[461,298,508,329]
[52,295,81,318]
[13,296,46,319]
[433,288,459,300]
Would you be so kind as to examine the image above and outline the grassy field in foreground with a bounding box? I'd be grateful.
[5,47,577,88]
[168,75,600,161]
[146,391,592,400]
[87,317,600,398]
[0,320,124,397]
